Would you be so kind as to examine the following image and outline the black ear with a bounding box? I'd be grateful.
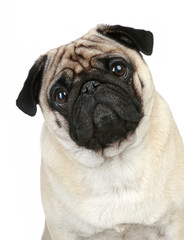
[97,25,153,55]
[16,55,47,116]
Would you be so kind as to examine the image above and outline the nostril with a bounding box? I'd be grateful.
[81,80,100,94]
[81,85,88,93]
[93,81,100,88]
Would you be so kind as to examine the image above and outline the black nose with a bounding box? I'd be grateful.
[81,80,100,94]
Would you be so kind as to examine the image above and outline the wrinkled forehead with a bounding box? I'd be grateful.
[44,31,130,83]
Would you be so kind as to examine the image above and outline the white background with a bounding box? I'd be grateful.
[1,0,184,239]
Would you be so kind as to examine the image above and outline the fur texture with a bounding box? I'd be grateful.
[16,25,184,240]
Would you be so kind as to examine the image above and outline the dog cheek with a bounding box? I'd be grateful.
[132,72,144,97]
[68,96,95,147]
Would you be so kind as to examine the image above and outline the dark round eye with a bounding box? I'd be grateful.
[55,89,68,105]
[111,63,126,77]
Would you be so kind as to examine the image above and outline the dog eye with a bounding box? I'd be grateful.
[111,63,126,77]
[55,88,68,105]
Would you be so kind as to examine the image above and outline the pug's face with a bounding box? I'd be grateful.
[16,25,154,152]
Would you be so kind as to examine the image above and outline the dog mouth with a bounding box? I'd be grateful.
[92,104,126,149]
[69,84,143,151]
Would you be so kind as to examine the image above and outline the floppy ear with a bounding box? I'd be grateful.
[16,55,47,116]
[97,24,153,55]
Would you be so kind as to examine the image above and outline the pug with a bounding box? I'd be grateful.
[16,24,184,240]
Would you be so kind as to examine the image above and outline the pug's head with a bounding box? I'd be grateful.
[16,25,154,152]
